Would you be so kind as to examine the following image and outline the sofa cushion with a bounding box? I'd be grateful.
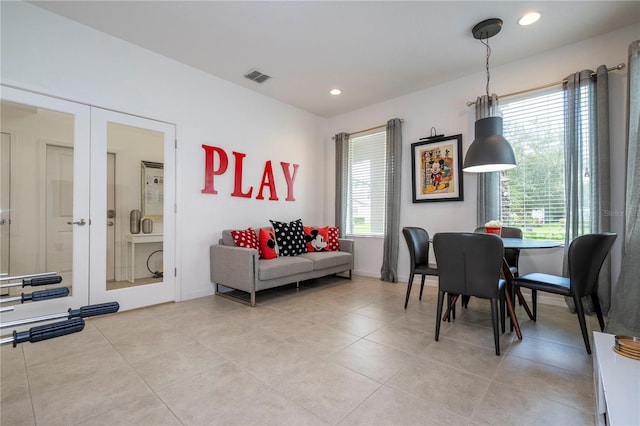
[299,251,352,270]
[303,226,330,252]
[327,227,340,251]
[221,229,236,246]
[259,228,279,260]
[258,256,313,281]
[270,219,307,256]
[230,227,259,250]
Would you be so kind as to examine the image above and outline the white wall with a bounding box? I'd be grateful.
[1,1,328,301]
[326,25,638,288]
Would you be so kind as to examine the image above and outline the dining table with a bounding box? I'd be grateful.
[500,237,563,340]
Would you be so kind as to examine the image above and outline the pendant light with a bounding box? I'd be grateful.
[463,18,516,173]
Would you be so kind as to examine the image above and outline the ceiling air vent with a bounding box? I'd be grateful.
[244,69,271,83]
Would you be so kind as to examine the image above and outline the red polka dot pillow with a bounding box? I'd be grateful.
[327,227,340,251]
[230,228,258,250]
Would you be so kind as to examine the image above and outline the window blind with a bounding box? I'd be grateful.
[345,131,387,236]
[499,87,590,240]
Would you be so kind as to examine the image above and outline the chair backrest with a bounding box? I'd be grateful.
[474,226,522,268]
[402,227,430,273]
[568,232,617,297]
[433,232,504,299]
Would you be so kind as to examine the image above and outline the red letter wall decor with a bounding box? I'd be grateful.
[230,151,253,198]
[201,145,228,194]
[280,162,299,201]
[201,145,299,202]
[256,160,278,200]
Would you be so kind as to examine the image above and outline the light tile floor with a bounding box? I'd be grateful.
[1,275,601,425]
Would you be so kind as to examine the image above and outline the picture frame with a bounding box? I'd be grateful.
[141,160,164,218]
[411,134,464,202]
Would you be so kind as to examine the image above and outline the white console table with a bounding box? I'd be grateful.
[593,331,640,426]
[124,233,163,283]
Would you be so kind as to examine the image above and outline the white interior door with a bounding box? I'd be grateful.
[0,86,90,324]
[89,108,176,310]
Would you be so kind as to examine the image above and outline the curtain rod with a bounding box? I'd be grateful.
[332,119,404,139]
[466,63,625,106]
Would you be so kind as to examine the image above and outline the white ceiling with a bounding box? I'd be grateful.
[30,1,640,118]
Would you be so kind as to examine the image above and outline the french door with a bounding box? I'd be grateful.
[0,86,176,326]
[89,108,175,309]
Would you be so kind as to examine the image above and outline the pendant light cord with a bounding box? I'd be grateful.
[481,36,491,99]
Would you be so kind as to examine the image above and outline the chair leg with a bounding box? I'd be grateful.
[500,290,506,333]
[435,290,445,341]
[450,293,456,320]
[419,275,426,300]
[404,275,414,309]
[573,294,592,354]
[591,293,605,331]
[462,295,470,308]
[531,289,537,321]
[490,298,501,356]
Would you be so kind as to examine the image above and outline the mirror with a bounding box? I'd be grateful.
[141,161,163,219]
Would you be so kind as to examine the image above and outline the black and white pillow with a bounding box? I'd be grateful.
[269,219,307,256]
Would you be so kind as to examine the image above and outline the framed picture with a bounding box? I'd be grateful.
[411,134,464,202]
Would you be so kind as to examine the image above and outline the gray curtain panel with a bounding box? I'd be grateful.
[475,95,501,226]
[334,132,349,238]
[380,118,403,282]
[606,40,640,336]
[564,67,612,314]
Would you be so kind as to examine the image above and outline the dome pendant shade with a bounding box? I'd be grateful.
[463,117,516,173]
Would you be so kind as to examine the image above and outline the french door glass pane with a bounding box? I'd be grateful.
[105,122,164,291]
[0,100,75,304]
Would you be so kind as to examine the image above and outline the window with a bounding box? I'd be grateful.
[345,131,387,236]
[499,86,591,240]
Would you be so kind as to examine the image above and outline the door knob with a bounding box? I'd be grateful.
[0,218,6,225]
[67,219,87,226]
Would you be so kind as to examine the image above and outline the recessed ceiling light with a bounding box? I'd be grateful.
[518,12,541,26]
[329,89,342,96]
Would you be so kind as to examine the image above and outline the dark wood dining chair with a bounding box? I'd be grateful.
[512,232,617,354]
[402,227,438,309]
[433,232,506,355]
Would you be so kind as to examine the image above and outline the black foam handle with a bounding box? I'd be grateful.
[12,317,85,347]
[23,276,63,287]
[68,302,120,319]
[22,287,70,303]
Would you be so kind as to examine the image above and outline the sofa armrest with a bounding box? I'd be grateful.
[338,238,354,254]
[338,238,355,272]
[210,244,258,293]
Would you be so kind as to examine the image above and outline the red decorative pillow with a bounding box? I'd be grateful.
[230,228,258,250]
[303,226,330,252]
[327,227,340,251]
[259,228,279,260]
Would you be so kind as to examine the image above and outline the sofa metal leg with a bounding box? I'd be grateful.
[251,291,256,307]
